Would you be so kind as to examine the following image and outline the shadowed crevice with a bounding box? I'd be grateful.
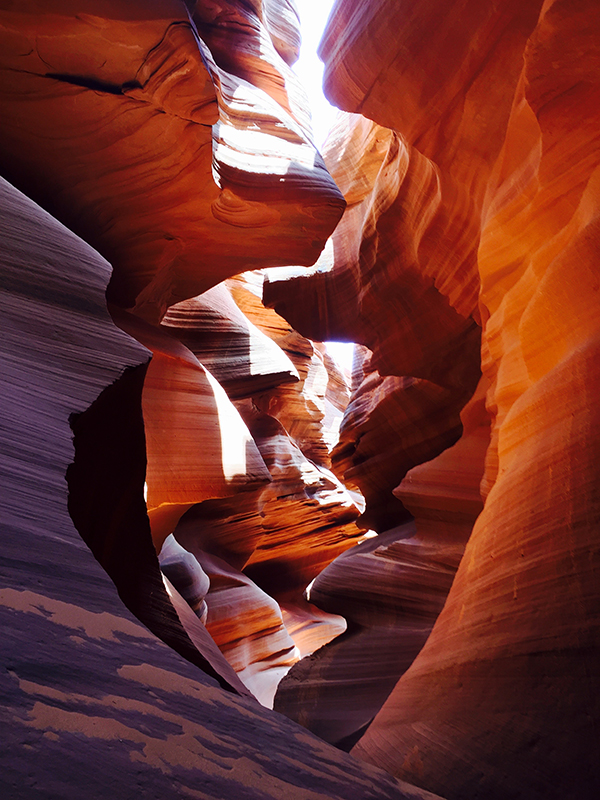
[66,361,252,697]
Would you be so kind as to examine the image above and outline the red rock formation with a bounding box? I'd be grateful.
[273,523,458,748]
[1,168,440,798]
[395,376,490,543]
[264,113,481,389]
[263,107,482,528]
[230,271,348,467]
[280,599,347,660]
[331,367,473,531]
[3,3,449,797]
[0,3,448,794]
[242,410,364,598]
[0,1,345,322]
[275,375,490,749]
[8,0,600,797]
[195,550,300,707]
[0,173,250,711]
[176,409,365,601]
[162,283,300,399]
[309,2,600,798]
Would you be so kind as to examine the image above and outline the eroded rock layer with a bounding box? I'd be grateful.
[264,113,482,388]
[0,2,444,798]
[296,1,600,799]
[331,366,473,531]
[4,0,599,798]
[274,523,461,748]
[0,1,345,321]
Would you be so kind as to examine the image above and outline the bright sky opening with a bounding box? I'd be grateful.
[293,0,355,374]
[293,0,338,148]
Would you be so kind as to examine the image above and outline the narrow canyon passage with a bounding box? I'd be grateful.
[1,2,599,800]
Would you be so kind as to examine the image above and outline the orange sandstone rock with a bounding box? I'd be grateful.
[331,368,473,531]
[334,2,600,798]
[195,551,300,708]
[276,376,491,749]
[230,271,350,467]
[274,523,463,749]
[0,0,344,323]
[1,169,439,800]
[0,175,251,704]
[264,113,481,388]
[242,411,365,598]
[394,376,490,543]
[176,408,365,601]
[0,3,454,799]
[111,306,271,552]
[161,283,299,400]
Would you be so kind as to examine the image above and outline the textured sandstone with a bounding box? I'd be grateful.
[196,551,300,707]
[0,3,447,798]
[176,408,365,601]
[0,2,344,323]
[394,376,490,542]
[275,377,490,748]
[0,157,438,800]
[242,410,365,598]
[264,113,481,388]
[312,2,600,799]
[274,522,463,749]
[107,305,272,551]
[263,108,482,532]
[159,534,210,623]
[331,366,474,531]
[280,600,347,660]
[230,271,349,466]
[5,0,599,797]
[162,283,300,399]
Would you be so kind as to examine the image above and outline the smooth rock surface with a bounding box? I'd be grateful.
[0,0,345,322]
[331,367,473,531]
[264,113,482,388]
[197,551,300,708]
[320,2,600,799]
[274,524,462,748]
[0,175,441,800]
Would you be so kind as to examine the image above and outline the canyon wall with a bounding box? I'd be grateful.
[268,1,600,798]
[0,2,437,798]
[2,0,599,799]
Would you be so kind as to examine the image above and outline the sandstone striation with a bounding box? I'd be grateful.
[305,1,600,799]
[175,408,364,600]
[274,523,459,749]
[395,377,490,543]
[195,550,300,708]
[230,270,349,467]
[264,112,481,388]
[331,367,473,531]
[4,0,599,798]
[263,108,482,530]
[275,377,490,749]
[0,2,443,798]
[162,283,300,399]
[0,1,345,322]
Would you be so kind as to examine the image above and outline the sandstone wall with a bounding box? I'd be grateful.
[308,1,599,798]
[3,1,599,798]
[0,3,440,798]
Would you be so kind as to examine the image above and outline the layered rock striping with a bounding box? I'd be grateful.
[291,1,600,799]
[4,0,599,798]
[1,2,441,798]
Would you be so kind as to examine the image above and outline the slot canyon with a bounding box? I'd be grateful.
[1,1,599,798]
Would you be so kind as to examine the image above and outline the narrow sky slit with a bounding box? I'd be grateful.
[294,0,355,373]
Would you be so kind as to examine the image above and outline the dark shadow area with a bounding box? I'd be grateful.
[66,361,248,696]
